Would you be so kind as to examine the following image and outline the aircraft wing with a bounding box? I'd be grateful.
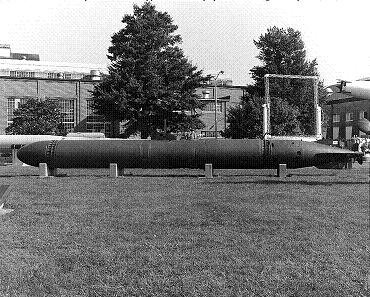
[357,118,370,134]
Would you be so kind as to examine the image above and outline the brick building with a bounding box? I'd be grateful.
[326,80,370,140]
[0,76,111,135]
[0,45,246,137]
[195,83,247,137]
[0,44,109,135]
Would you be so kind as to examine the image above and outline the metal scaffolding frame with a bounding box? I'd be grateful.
[263,74,321,139]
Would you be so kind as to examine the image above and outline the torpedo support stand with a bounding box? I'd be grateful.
[277,164,287,178]
[198,163,214,179]
[110,163,125,177]
[40,140,58,177]
[345,158,354,170]
[109,163,124,178]
[204,164,214,178]
[39,163,57,177]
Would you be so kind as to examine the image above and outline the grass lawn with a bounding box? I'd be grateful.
[0,164,368,296]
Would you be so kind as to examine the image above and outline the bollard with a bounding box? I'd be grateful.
[39,163,56,177]
[277,164,287,177]
[39,163,48,177]
[204,163,213,178]
[12,148,23,166]
[347,158,353,169]
[110,163,118,178]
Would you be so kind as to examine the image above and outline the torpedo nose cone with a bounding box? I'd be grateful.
[17,141,48,167]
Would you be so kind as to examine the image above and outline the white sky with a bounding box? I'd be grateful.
[0,0,369,86]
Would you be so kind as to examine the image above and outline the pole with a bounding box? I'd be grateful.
[313,78,321,138]
[262,103,268,138]
[264,75,270,135]
[213,70,224,139]
[214,80,218,138]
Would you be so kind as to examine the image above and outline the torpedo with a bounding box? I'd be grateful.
[17,138,363,170]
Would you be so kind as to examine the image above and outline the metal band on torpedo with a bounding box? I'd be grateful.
[45,140,59,168]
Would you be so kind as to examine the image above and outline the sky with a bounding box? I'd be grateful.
[1,0,369,86]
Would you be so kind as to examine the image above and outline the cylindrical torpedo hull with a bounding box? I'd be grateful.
[17,139,362,169]
[18,139,266,169]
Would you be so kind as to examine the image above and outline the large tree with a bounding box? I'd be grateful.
[5,98,66,135]
[224,93,301,138]
[224,26,325,138]
[92,1,205,138]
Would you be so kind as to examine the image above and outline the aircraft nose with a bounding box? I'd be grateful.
[357,118,370,134]
[17,141,48,167]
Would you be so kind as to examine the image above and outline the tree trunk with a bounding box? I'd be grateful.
[141,130,149,139]
[112,120,120,138]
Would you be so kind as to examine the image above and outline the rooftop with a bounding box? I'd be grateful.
[0,58,107,74]
[0,44,39,61]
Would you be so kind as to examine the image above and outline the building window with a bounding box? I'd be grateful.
[86,100,102,121]
[72,73,84,79]
[86,100,111,135]
[345,126,352,140]
[202,102,222,113]
[86,122,112,134]
[8,97,75,131]
[59,99,75,132]
[9,71,35,78]
[63,73,72,80]
[7,97,27,125]
[333,127,339,139]
[345,112,354,122]
[200,131,222,138]
[332,114,340,123]
[359,111,368,119]
[63,123,75,132]
[47,72,59,79]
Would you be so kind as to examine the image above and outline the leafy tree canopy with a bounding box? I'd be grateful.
[250,27,318,96]
[92,1,206,138]
[224,94,301,139]
[225,26,326,138]
[5,98,66,135]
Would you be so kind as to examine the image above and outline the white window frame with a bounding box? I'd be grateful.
[59,99,75,132]
[47,72,59,79]
[201,101,222,113]
[359,111,368,120]
[332,114,340,123]
[333,126,339,139]
[9,71,35,78]
[7,97,27,126]
[345,126,353,140]
[345,112,354,122]
[86,100,112,135]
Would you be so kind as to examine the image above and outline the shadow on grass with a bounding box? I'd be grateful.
[288,173,337,177]
[52,173,203,178]
[208,180,369,186]
[125,174,202,178]
[0,174,39,177]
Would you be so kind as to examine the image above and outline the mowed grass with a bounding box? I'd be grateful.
[0,165,368,296]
